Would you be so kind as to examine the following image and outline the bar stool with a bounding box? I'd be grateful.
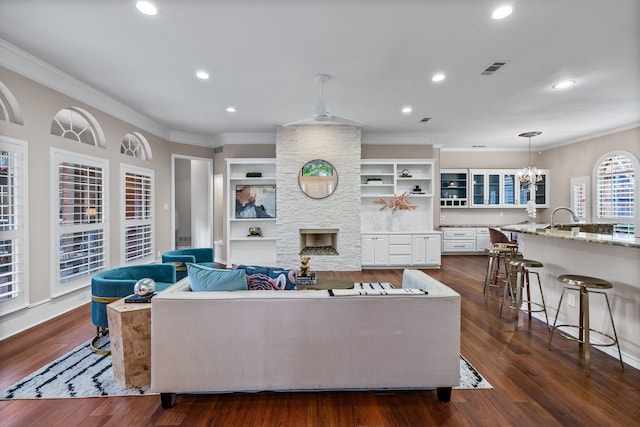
[500,259,549,330]
[483,245,514,300]
[549,274,624,372]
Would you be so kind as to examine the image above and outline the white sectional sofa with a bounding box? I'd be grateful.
[151,269,461,408]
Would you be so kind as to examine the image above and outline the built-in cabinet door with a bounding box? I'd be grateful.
[362,235,389,265]
[518,170,549,207]
[476,228,491,252]
[412,235,440,265]
[470,170,502,207]
[502,172,518,207]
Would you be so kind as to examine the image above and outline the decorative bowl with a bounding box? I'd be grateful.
[249,227,262,236]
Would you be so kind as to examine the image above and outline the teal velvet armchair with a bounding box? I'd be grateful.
[161,248,215,280]
[90,263,177,354]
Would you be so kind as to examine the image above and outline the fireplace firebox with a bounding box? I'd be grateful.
[299,228,338,256]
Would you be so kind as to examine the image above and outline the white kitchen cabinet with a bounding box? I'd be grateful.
[440,169,468,207]
[475,227,491,251]
[470,170,504,207]
[442,227,479,253]
[470,169,549,208]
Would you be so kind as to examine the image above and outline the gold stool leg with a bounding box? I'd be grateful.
[581,287,590,372]
[549,287,569,349]
[90,326,111,356]
[603,292,624,371]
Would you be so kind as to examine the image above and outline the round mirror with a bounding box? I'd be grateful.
[298,159,338,199]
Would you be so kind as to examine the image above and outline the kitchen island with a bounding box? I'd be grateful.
[501,224,640,369]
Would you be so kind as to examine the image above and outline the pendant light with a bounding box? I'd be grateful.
[518,131,543,185]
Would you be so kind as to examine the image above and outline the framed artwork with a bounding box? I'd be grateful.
[235,185,276,218]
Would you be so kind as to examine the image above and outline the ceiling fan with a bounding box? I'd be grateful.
[283,74,362,127]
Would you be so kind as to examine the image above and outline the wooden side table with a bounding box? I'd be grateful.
[107,298,152,388]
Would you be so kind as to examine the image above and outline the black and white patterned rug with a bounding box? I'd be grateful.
[2,340,491,399]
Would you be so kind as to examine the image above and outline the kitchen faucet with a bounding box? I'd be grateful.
[550,207,579,229]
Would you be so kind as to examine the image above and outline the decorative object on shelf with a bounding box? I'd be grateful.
[366,178,383,184]
[126,278,156,303]
[235,185,276,218]
[134,278,156,296]
[245,171,262,178]
[298,159,338,199]
[298,255,312,277]
[517,131,543,185]
[373,192,418,213]
[448,182,457,188]
[400,169,412,178]
[248,227,262,237]
[412,184,423,193]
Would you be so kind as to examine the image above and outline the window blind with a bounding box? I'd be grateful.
[0,144,26,312]
[123,169,153,262]
[596,154,635,219]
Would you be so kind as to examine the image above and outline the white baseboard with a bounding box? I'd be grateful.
[0,286,90,341]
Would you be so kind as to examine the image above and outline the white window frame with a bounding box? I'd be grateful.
[570,176,590,222]
[0,136,28,316]
[121,164,154,264]
[593,150,638,235]
[121,131,152,161]
[50,148,109,296]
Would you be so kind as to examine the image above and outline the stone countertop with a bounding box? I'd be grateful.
[501,224,640,249]
[439,224,497,228]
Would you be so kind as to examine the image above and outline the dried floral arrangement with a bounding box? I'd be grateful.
[373,192,418,213]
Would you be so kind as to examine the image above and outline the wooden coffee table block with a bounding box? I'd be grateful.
[107,298,152,388]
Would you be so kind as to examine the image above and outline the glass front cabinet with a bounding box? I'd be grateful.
[470,170,503,207]
[440,169,468,207]
[469,169,548,208]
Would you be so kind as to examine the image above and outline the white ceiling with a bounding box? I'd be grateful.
[0,0,638,150]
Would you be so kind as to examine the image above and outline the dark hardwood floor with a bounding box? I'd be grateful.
[1,255,639,426]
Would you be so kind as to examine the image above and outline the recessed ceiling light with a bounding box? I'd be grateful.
[226,106,236,113]
[552,80,576,89]
[432,73,445,82]
[402,106,413,114]
[196,71,210,80]
[136,1,158,16]
[492,5,513,20]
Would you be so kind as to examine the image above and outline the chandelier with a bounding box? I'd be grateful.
[517,131,543,185]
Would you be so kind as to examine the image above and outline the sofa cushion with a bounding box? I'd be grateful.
[187,263,248,292]
[235,265,297,290]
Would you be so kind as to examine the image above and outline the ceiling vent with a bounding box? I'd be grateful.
[420,117,431,123]
[481,61,506,75]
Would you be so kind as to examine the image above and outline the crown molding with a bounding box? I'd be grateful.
[212,132,276,146]
[0,39,212,145]
[361,132,432,145]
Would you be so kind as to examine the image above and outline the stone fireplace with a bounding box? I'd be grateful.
[276,125,361,270]
[299,228,339,256]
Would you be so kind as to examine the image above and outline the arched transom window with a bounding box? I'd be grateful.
[121,132,152,161]
[51,107,105,147]
[0,81,24,125]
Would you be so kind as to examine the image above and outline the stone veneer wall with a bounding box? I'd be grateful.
[276,125,361,271]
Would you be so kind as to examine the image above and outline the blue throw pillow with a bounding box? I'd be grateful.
[187,263,248,291]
